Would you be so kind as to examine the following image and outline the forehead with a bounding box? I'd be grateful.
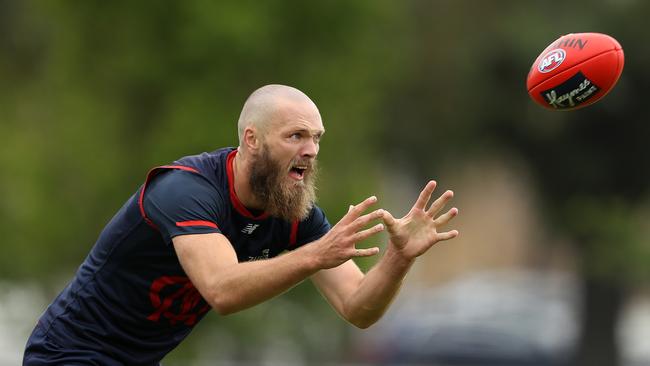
[272,100,324,133]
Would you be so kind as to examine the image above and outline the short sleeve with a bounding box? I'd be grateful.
[143,170,224,244]
[292,205,331,248]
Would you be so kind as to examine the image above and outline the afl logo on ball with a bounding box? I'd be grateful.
[538,49,566,73]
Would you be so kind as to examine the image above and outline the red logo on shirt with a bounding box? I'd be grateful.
[146,276,210,326]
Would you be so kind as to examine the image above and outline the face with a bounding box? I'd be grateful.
[248,106,324,221]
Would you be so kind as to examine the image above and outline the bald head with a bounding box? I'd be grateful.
[237,84,320,146]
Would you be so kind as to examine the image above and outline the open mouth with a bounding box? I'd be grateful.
[289,165,308,180]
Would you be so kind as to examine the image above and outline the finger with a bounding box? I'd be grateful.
[433,207,459,226]
[351,223,385,242]
[414,180,437,211]
[341,196,378,224]
[379,209,398,233]
[436,230,459,241]
[352,247,380,257]
[426,190,454,217]
[350,209,385,231]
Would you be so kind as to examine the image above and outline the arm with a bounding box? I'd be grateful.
[173,196,385,316]
[311,247,413,329]
[174,233,318,315]
[311,180,458,328]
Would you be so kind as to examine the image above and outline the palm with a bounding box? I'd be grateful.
[390,209,435,248]
[383,181,458,259]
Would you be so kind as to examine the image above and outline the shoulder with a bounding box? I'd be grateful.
[145,169,226,210]
[151,169,217,195]
[174,147,237,190]
[143,169,227,242]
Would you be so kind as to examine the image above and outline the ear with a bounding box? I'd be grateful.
[243,126,261,153]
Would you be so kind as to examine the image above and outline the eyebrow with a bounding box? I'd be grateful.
[292,128,325,136]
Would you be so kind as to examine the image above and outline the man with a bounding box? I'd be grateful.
[23,84,459,365]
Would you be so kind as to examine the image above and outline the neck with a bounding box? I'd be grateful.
[232,150,264,210]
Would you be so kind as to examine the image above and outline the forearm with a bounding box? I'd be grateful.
[203,249,320,315]
[342,245,414,328]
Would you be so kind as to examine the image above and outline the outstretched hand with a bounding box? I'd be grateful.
[312,196,384,269]
[381,180,459,260]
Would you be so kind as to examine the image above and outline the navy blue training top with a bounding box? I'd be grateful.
[24,147,330,365]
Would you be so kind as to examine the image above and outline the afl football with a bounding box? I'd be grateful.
[526,32,624,110]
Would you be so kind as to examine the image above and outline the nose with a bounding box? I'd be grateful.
[301,137,319,158]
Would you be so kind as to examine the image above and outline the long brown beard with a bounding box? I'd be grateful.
[249,145,318,221]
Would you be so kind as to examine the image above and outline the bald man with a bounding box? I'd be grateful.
[24,85,459,365]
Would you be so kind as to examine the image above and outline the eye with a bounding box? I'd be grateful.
[290,133,301,140]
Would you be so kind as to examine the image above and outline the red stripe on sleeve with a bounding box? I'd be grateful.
[175,220,219,229]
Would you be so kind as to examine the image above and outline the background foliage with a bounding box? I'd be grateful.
[1,1,648,365]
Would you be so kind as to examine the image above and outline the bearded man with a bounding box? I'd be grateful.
[24,84,459,365]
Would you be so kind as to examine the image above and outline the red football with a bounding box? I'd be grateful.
[526,32,624,110]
